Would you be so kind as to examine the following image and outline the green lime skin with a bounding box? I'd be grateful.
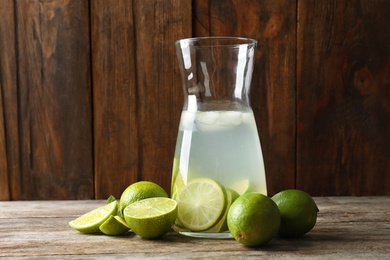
[68,201,118,234]
[123,198,178,239]
[99,215,130,236]
[227,192,281,247]
[119,181,168,216]
[271,189,319,238]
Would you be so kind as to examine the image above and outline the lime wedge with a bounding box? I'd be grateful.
[230,179,252,195]
[123,197,177,239]
[177,178,227,231]
[207,188,235,232]
[99,215,130,236]
[69,201,118,234]
[171,158,185,200]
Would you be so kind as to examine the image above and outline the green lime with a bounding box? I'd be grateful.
[99,215,130,236]
[227,192,280,247]
[119,181,168,216]
[271,189,319,238]
[177,178,227,231]
[69,201,118,234]
[123,197,177,239]
[207,188,239,232]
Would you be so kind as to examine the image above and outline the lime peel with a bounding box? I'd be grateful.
[99,215,130,236]
[271,189,319,238]
[124,197,178,239]
[119,181,168,216]
[69,201,118,234]
[227,192,280,247]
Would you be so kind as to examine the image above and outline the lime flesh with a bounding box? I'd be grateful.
[176,178,227,232]
[119,181,168,216]
[69,201,118,234]
[124,197,177,239]
[99,215,130,236]
[207,188,237,232]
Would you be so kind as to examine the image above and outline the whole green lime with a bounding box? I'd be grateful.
[271,189,319,238]
[227,192,280,247]
[119,181,168,216]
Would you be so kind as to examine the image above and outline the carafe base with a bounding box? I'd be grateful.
[179,231,233,239]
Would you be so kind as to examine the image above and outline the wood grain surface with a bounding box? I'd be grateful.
[296,0,390,195]
[1,0,93,199]
[0,0,18,200]
[1,197,389,258]
[0,0,389,200]
[91,0,140,199]
[132,0,191,196]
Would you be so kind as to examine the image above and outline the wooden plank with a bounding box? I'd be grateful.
[15,0,93,199]
[296,0,390,195]
[194,0,297,195]
[133,0,192,193]
[0,66,9,200]
[193,0,210,36]
[0,198,389,258]
[91,0,140,199]
[0,0,18,200]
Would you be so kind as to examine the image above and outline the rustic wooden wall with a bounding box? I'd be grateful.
[0,0,389,200]
[296,1,390,195]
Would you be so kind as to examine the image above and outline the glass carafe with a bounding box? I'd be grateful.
[172,37,266,238]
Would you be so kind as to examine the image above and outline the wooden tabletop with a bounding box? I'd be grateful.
[1,197,389,259]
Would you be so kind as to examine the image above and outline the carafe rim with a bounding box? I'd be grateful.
[175,36,257,48]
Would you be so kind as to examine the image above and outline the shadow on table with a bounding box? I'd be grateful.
[257,231,349,252]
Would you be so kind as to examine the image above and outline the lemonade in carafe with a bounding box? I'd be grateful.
[172,37,266,238]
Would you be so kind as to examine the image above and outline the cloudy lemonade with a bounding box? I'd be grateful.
[171,110,267,234]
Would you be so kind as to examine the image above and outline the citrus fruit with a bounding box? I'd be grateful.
[229,179,253,195]
[171,158,184,200]
[119,181,168,216]
[271,189,319,238]
[123,197,177,239]
[227,192,280,246]
[99,215,130,236]
[177,178,227,231]
[228,188,240,202]
[69,201,118,234]
[207,188,239,232]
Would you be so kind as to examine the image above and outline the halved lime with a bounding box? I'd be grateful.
[123,197,177,239]
[119,181,168,217]
[69,201,118,234]
[177,178,227,231]
[99,215,130,236]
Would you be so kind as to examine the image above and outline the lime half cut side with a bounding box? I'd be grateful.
[177,178,227,232]
[69,201,118,234]
[123,197,178,239]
